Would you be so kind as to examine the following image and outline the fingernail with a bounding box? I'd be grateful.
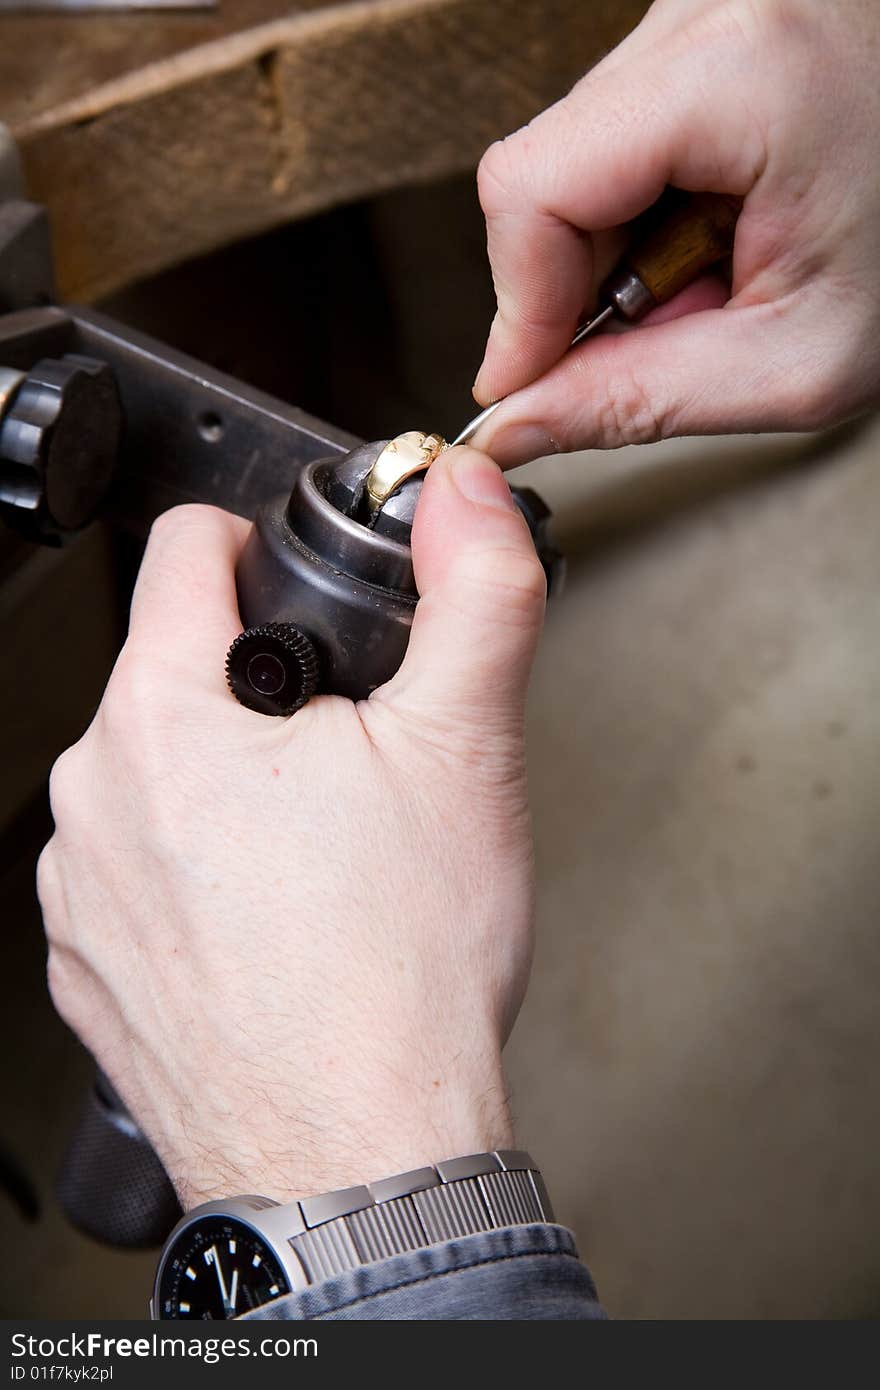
[473,313,500,402]
[472,364,490,404]
[485,423,557,466]
[449,451,518,512]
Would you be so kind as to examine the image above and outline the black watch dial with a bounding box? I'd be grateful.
[157,1216,290,1319]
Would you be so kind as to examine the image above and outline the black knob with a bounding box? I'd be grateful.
[0,353,122,544]
[226,622,319,715]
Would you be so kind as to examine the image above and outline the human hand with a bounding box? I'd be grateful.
[472,0,880,464]
[37,448,546,1210]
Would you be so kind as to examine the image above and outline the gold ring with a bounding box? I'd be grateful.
[365,431,447,513]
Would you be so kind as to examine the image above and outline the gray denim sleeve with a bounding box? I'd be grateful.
[239,1223,604,1320]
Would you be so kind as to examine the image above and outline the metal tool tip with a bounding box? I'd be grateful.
[450,399,503,449]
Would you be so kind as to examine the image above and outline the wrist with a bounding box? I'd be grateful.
[172,1051,513,1209]
[154,1149,552,1318]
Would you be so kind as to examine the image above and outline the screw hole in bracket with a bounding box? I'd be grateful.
[198,411,224,443]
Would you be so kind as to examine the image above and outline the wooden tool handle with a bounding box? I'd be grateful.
[625,191,741,306]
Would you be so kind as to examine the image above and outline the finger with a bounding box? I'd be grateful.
[127,504,250,676]
[378,447,546,727]
[474,159,593,408]
[473,296,830,464]
[474,22,762,405]
[474,201,626,406]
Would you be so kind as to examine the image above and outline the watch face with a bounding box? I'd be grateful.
[157,1215,290,1319]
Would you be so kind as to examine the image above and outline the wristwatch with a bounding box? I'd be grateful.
[151,1150,553,1319]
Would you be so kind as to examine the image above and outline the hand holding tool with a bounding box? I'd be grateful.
[453,190,742,447]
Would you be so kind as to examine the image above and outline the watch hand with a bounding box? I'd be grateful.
[229,1267,239,1314]
[209,1245,231,1311]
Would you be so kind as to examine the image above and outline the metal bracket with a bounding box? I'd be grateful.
[0,303,359,535]
[0,181,358,537]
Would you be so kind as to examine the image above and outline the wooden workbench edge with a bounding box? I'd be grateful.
[12,0,649,300]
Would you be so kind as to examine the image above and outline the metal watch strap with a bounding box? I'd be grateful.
[286,1151,552,1286]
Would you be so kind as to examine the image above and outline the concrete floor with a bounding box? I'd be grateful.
[3,414,879,1318]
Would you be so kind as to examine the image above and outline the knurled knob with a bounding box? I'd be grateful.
[226,622,319,716]
[0,353,122,543]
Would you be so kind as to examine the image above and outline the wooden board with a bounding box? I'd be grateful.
[6,0,649,301]
[0,1,350,129]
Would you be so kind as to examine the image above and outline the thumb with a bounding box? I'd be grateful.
[472,296,823,464]
[378,447,546,728]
